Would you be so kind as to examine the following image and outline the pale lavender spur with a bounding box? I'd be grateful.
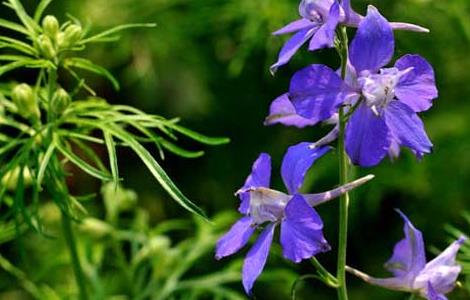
[215,145,374,294]
[270,0,429,73]
[347,210,467,300]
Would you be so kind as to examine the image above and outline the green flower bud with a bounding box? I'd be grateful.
[12,84,40,120]
[38,34,56,59]
[52,88,71,114]
[42,15,59,39]
[80,218,114,239]
[2,167,33,190]
[61,24,82,48]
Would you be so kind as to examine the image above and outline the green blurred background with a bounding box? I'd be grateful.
[2,0,470,299]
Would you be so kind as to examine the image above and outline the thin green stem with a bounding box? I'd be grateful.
[336,26,350,300]
[310,257,339,288]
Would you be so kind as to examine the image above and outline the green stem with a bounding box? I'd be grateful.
[310,257,339,288]
[336,26,350,300]
[61,208,89,300]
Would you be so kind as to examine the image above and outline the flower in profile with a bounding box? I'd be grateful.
[271,0,429,72]
[289,6,438,167]
[347,210,467,300]
[215,144,373,294]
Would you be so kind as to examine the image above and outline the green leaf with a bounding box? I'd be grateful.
[158,138,205,159]
[103,131,120,188]
[0,36,37,56]
[54,138,112,181]
[169,124,230,146]
[75,120,208,220]
[5,0,41,36]
[64,57,120,90]
[80,23,156,44]
[0,59,54,78]
[33,0,53,23]
[0,18,29,35]
[36,142,55,189]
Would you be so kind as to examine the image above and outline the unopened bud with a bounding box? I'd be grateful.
[2,167,33,190]
[42,15,59,39]
[52,88,71,114]
[61,24,82,48]
[80,218,114,239]
[12,84,40,120]
[38,34,56,59]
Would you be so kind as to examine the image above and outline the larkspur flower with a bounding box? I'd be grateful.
[289,6,438,167]
[271,0,429,72]
[215,144,373,294]
[347,210,467,300]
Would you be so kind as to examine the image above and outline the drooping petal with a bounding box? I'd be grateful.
[414,236,467,295]
[289,64,352,122]
[349,5,394,73]
[264,93,317,128]
[308,2,340,51]
[242,223,276,295]
[346,265,413,292]
[384,101,433,159]
[270,26,317,73]
[345,103,391,167]
[384,210,426,279]
[281,143,330,194]
[426,282,448,300]
[237,153,271,214]
[395,54,438,112]
[273,18,315,35]
[280,194,330,263]
[215,216,256,259]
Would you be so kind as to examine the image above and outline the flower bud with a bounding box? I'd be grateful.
[42,15,59,39]
[12,84,40,120]
[61,24,82,48]
[80,218,114,239]
[52,88,71,114]
[2,167,33,190]
[38,34,56,59]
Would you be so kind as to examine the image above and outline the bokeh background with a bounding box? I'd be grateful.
[1,0,470,299]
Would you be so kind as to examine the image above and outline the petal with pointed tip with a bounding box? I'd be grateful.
[242,223,276,295]
[264,93,317,128]
[309,2,340,51]
[349,5,394,73]
[273,18,314,35]
[281,143,330,194]
[215,216,255,259]
[238,153,271,214]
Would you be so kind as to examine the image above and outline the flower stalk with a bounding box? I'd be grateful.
[336,25,350,300]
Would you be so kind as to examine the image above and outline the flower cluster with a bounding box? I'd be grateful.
[216,0,465,299]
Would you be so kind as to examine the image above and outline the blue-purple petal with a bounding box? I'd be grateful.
[345,103,391,167]
[395,54,438,112]
[238,153,272,214]
[308,2,340,51]
[341,0,362,26]
[426,282,448,300]
[349,5,394,73]
[289,64,350,122]
[280,194,330,263]
[384,101,433,159]
[270,26,317,73]
[384,210,426,278]
[242,223,276,295]
[273,18,314,35]
[281,142,330,194]
[264,93,317,128]
[215,216,255,260]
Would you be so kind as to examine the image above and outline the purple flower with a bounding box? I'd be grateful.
[215,144,374,294]
[347,210,467,300]
[289,6,438,167]
[271,0,429,73]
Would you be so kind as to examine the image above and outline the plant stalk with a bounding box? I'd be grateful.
[336,26,350,300]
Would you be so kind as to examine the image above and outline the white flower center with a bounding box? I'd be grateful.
[248,188,290,225]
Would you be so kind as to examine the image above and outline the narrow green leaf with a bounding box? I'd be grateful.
[91,121,207,220]
[33,0,53,23]
[0,18,29,35]
[169,124,230,146]
[0,36,37,55]
[0,59,54,78]
[64,57,120,90]
[80,23,156,44]
[103,131,120,188]
[55,139,112,181]
[5,0,41,36]
[158,138,204,159]
[36,142,55,189]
